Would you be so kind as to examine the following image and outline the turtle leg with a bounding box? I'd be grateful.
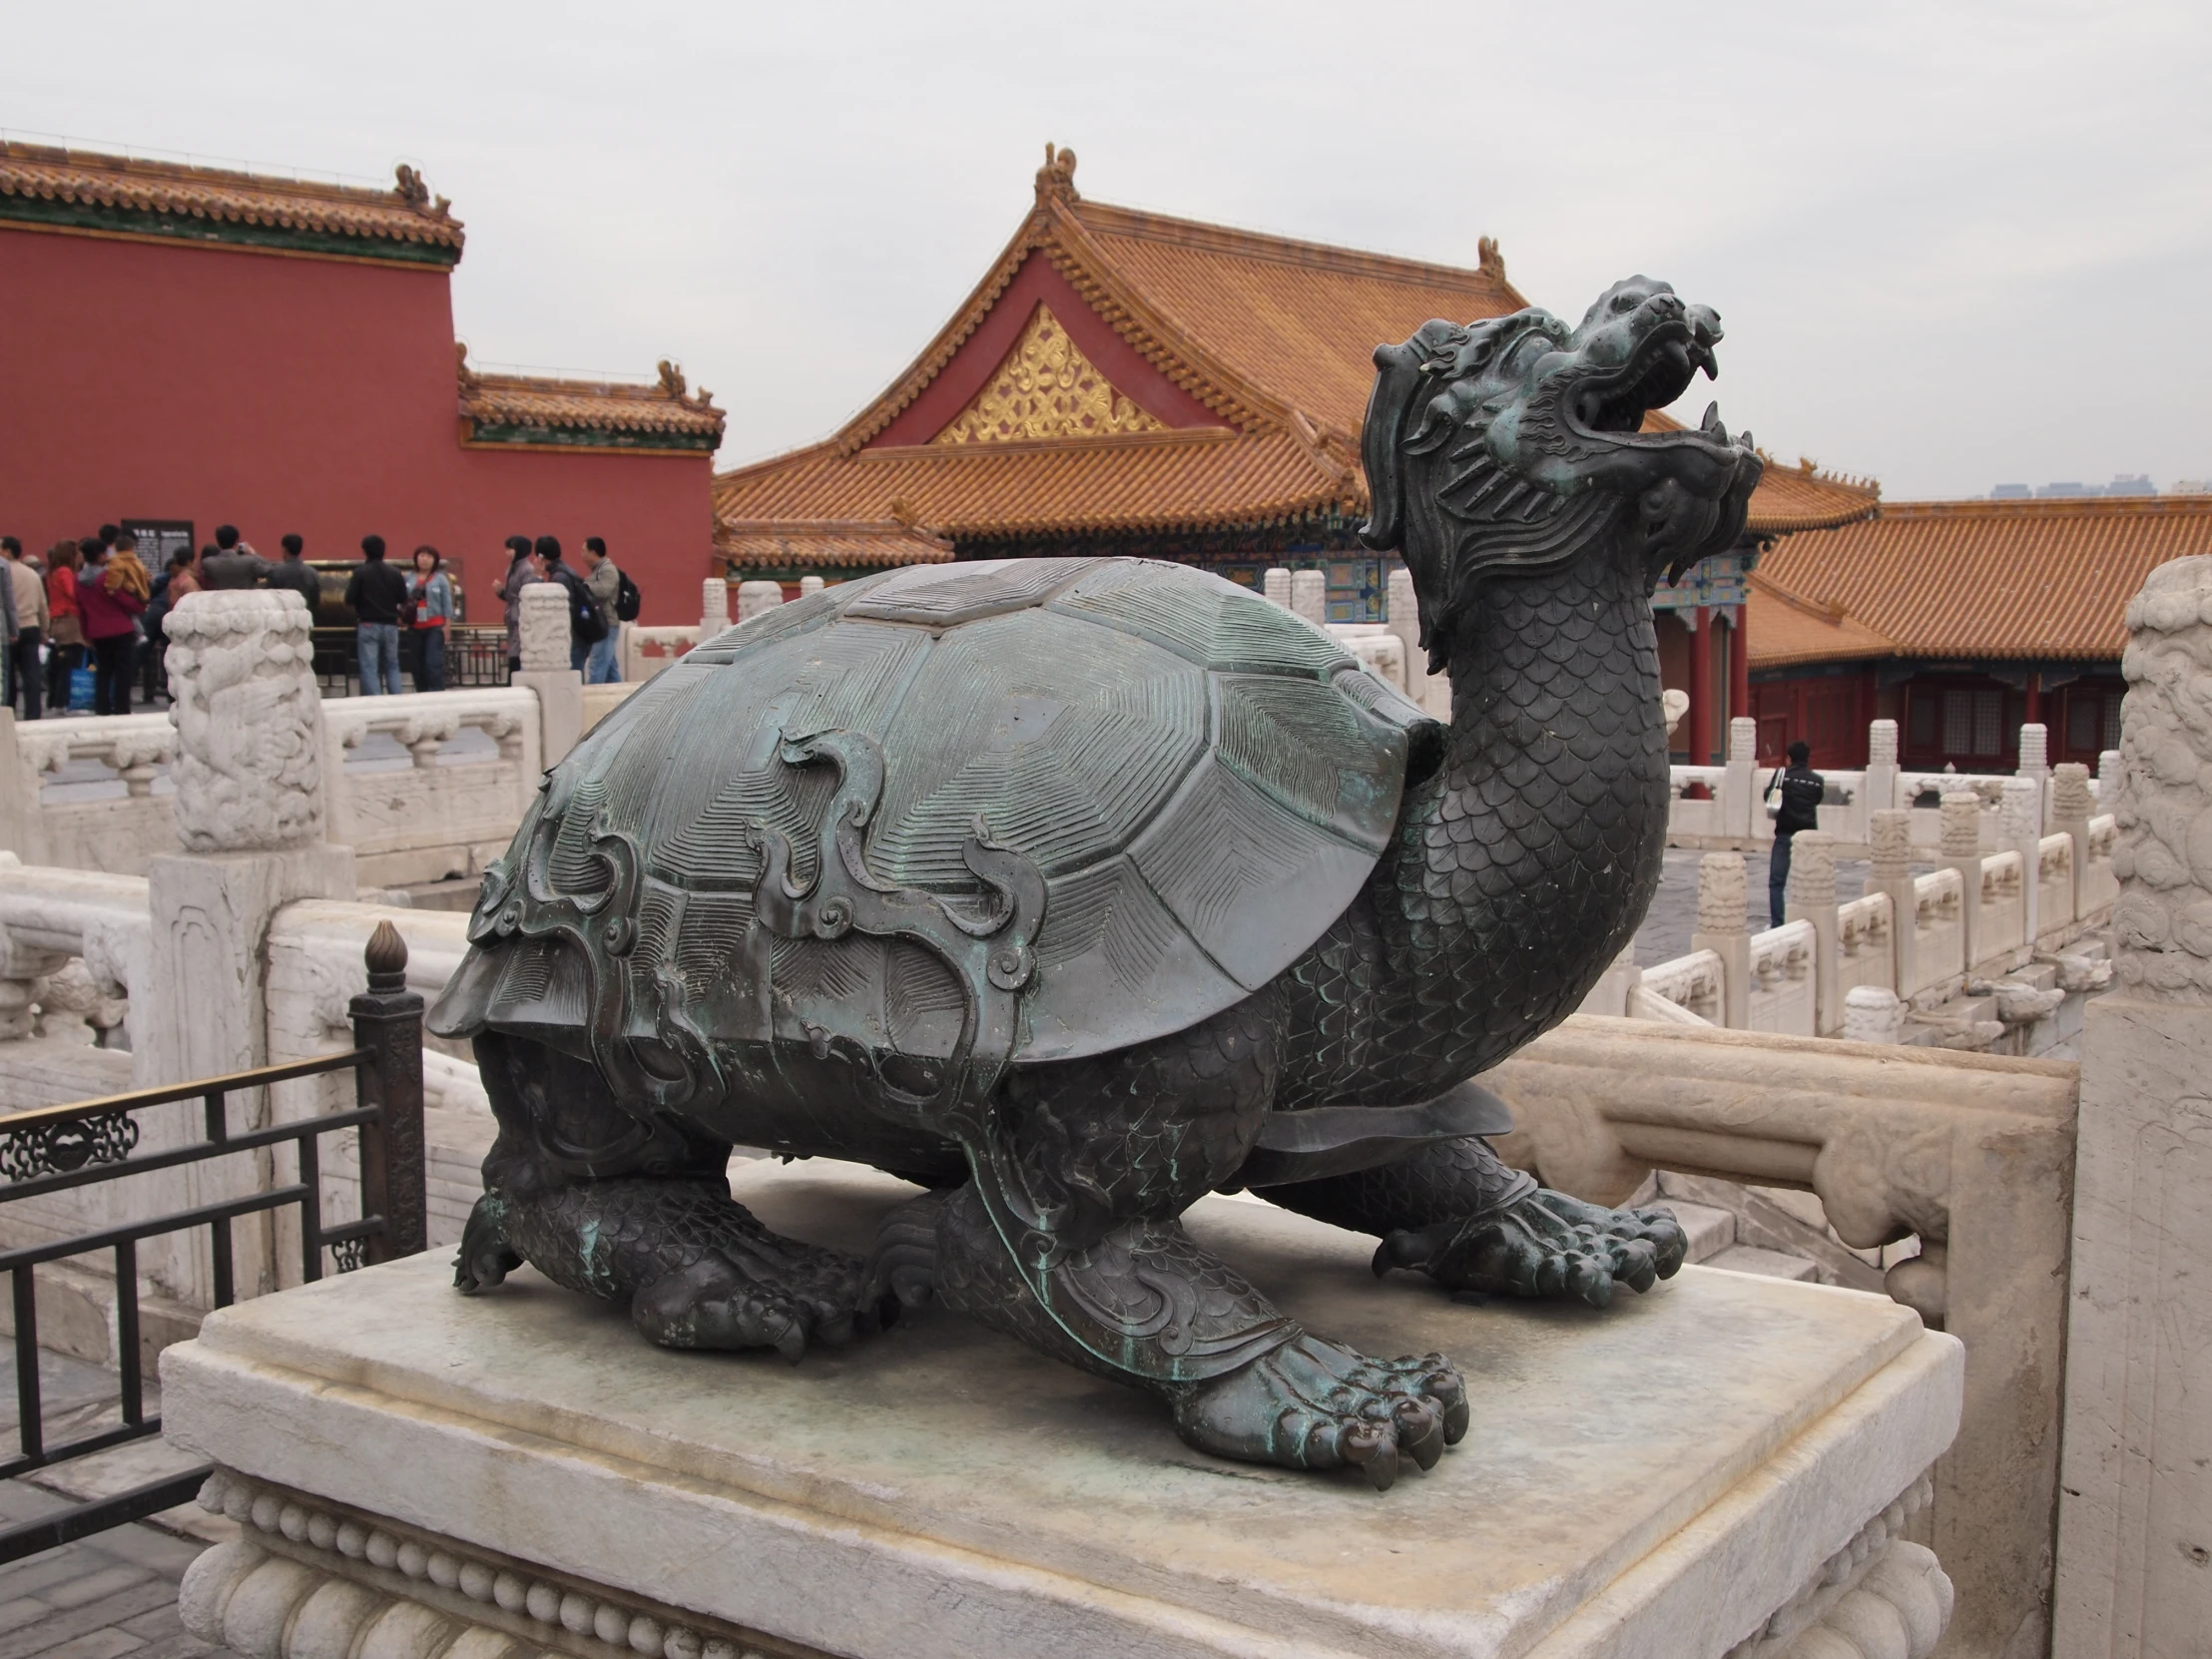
[1257,1136,1686,1310]
[878,994,1465,1490]
[456,1033,866,1360]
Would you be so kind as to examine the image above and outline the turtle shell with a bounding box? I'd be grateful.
[431,557,1435,1068]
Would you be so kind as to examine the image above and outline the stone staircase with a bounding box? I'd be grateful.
[1663,1195,1819,1282]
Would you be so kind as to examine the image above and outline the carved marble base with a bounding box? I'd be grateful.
[166,1163,1964,1659]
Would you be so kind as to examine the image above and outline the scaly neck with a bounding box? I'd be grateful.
[1379,545,1670,1082]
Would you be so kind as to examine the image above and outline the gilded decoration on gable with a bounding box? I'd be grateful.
[933,303,1166,446]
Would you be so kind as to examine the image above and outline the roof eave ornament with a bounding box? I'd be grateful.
[1477,236,1505,281]
[393,163,453,222]
[1034,143,1079,207]
[454,340,480,393]
[658,358,720,414]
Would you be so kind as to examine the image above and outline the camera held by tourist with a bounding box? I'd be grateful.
[345,533,409,696]
[409,544,452,692]
[200,523,268,591]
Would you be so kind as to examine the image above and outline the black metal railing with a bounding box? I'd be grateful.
[0,922,425,1563]
[311,626,512,695]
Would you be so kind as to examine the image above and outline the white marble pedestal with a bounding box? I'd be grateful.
[163,1164,1961,1659]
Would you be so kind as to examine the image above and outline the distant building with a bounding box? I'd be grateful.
[715,146,1877,764]
[1748,494,2212,770]
[0,143,723,624]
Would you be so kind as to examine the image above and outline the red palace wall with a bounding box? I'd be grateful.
[0,229,712,625]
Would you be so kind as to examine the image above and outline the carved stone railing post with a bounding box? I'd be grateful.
[1868,809,1918,996]
[2096,747,2121,808]
[1940,792,1981,973]
[737,580,785,622]
[1865,718,1900,820]
[1842,984,1906,1044]
[2057,553,2212,1653]
[1262,567,1291,610]
[1723,717,1757,840]
[2017,721,2049,822]
[699,576,731,641]
[1998,776,2042,950]
[1784,829,1841,1033]
[1289,570,1327,625]
[1690,851,1750,1027]
[2049,762,2093,919]
[515,582,582,767]
[799,575,826,598]
[142,591,357,1305]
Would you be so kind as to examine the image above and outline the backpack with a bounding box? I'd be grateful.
[561,568,607,645]
[614,568,641,623]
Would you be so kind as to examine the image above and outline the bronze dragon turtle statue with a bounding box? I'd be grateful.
[431,276,1763,1489]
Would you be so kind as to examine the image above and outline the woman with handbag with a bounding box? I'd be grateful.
[409,545,452,692]
[43,540,83,715]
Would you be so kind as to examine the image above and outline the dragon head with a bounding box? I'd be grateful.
[1361,277,1763,671]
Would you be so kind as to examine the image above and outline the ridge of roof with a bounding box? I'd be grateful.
[1067,197,1531,300]
[1869,494,2212,522]
[0,141,464,265]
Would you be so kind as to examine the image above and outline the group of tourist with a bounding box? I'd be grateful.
[0,525,636,711]
[492,533,631,685]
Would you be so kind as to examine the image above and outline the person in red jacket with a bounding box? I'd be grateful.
[44,541,82,715]
[76,537,146,716]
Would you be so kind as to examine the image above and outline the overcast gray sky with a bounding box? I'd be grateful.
[7,0,2207,500]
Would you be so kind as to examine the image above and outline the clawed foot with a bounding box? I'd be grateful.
[631,1248,866,1362]
[1373,1189,1687,1310]
[1172,1336,1467,1491]
[451,1189,871,1363]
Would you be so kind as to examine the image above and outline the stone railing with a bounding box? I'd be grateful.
[1630,813,2116,1052]
[621,625,700,683]
[319,690,541,887]
[1488,1013,2076,1659]
[1668,717,2119,855]
[0,713,179,873]
[1745,918,1817,1033]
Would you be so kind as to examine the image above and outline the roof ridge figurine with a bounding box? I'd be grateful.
[432,275,1764,1490]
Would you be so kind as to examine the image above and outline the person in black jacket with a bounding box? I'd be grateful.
[344,535,411,696]
[1764,740,1825,927]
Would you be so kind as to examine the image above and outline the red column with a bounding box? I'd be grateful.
[1728,606,1750,742]
[2024,671,2041,726]
[1686,606,1712,765]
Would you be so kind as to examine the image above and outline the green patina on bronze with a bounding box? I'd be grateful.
[437,276,1763,1490]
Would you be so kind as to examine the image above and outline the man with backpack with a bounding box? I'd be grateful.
[534,536,603,674]
[1763,740,1826,928]
[580,537,634,684]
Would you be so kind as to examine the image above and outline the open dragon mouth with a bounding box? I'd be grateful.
[1566,322,1722,437]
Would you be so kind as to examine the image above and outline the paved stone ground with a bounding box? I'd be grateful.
[0,1345,214,1659]
[0,1484,210,1659]
[1633,847,1877,966]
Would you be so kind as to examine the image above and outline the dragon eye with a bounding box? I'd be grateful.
[1613,292,1640,313]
